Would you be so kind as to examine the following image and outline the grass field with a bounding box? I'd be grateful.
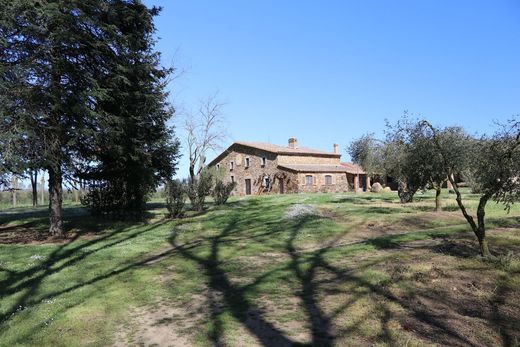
[0,190,519,346]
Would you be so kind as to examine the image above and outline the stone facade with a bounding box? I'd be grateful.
[296,172,350,193]
[208,139,368,196]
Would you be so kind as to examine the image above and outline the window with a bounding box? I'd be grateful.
[325,175,333,185]
[216,164,220,170]
[305,175,314,186]
[230,161,234,171]
[245,157,250,168]
[261,157,267,166]
[263,177,271,189]
[231,175,235,183]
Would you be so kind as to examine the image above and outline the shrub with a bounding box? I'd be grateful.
[187,169,213,211]
[213,180,236,205]
[462,171,482,194]
[81,179,148,218]
[165,179,186,218]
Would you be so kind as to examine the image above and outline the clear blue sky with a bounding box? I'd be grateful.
[143,0,520,178]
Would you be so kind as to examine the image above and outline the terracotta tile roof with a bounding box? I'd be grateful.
[277,162,365,174]
[234,141,339,156]
[207,140,343,167]
[340,162,365,174]
[278,164,351,173]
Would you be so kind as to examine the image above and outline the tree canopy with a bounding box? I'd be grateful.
[0,0,179,232]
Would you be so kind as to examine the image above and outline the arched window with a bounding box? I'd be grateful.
[325,175,333,185]
[305,175,314,186]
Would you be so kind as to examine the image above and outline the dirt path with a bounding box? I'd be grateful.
[114,304,195,347]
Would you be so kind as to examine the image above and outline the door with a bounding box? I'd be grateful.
[245,179,252,195]
[279,178,285,194]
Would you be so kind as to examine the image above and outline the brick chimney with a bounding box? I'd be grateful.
[288,137,298,149]
[333,143,339,154]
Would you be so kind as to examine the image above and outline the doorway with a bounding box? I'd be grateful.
[279,178,285,194]
[245,179,251,195]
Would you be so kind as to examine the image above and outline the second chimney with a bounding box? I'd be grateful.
[333,143,339,154]
[288,137,298,149]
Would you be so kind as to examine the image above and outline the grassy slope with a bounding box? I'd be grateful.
[0,191,519,346]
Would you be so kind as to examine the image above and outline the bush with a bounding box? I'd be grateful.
[212,180,236,205]
[165,179,186,218]
[462,171,482,194]
[187,169,213,211]
[81,179,148,218]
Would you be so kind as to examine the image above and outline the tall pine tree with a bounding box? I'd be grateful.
[79,1,180,216]
[0,0,178,234]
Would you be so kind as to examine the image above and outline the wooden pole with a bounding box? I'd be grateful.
[11,175,17,207]
[40,172,45,205]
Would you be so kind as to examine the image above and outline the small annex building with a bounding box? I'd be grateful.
[207,138,370,195]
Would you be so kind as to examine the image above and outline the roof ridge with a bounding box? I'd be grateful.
[234,140,338,156]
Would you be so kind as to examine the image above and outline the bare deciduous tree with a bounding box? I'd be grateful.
[183,93,227,182]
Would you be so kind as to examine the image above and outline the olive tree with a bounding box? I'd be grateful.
[348,133,384,179]
[349,131,421,202]
[424,118,520,256]
[350,116,461,209]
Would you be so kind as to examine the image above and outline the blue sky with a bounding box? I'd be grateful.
[143,0,520,178]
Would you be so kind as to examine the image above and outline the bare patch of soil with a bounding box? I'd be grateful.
[113,304,193,347]
[372,242,518,346]
[0,224,98,245]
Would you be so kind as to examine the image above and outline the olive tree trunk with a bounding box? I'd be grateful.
[449,175,491,257]
[435,185,442,212]
[397,181,415,203]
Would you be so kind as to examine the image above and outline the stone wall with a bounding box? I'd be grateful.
[296,172,350,193]
[209,144,359,195]
[210,144,299,195]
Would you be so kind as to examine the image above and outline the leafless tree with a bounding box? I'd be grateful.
[183,93,228,182]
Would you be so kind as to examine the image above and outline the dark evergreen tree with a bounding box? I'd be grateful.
[78,1,180,216]
[0,1,179,233]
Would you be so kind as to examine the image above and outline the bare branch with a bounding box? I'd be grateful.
[182,92,228,180]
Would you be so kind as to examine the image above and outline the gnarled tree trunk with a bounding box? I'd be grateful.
[397,181,415,203]
[476,195,490,257]
[435,185,442,212]
[449,174,491,257]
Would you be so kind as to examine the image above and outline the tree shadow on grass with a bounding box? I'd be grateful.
[2,198,516,346]
[0,204,160,244]
[169,213,297,346]
[0,215,171,325]
[285,216,338,346]
[167,198,517,346]
[330,194,397,205]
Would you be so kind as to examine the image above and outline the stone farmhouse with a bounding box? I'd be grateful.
[207,138,370,196]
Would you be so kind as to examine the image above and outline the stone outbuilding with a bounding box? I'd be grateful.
[207,138,369,195]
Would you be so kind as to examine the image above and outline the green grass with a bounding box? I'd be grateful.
[0,190,519,346]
